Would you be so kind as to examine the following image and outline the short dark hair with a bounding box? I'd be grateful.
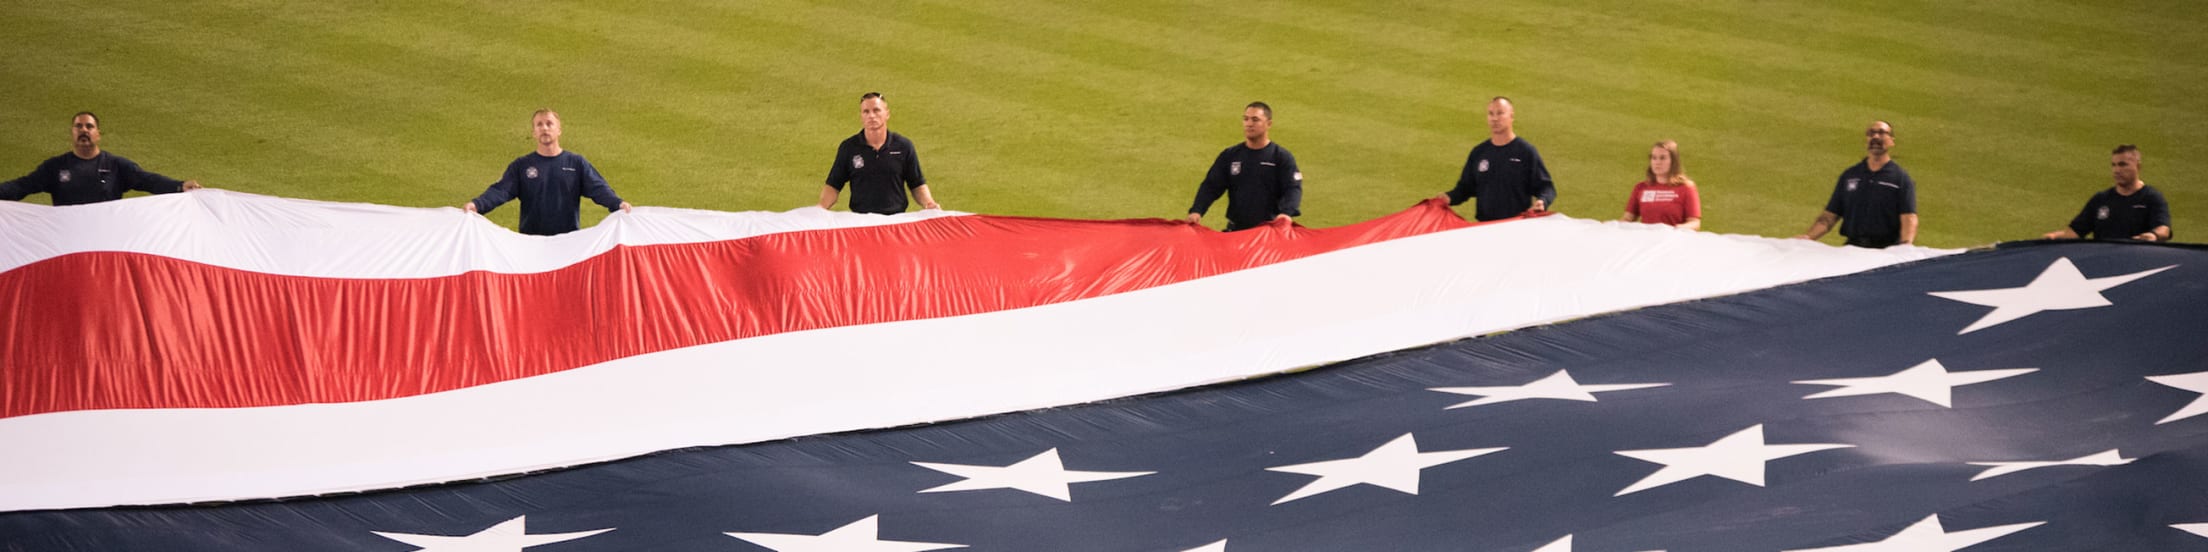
[2113,144,2140,156]
[73,111,99,126]
[1245,101,1272,120]
[861,92,885,102]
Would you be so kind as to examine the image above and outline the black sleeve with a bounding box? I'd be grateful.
[901,137,925,189]
[1897,171,1917,215]
[1276,149,1303,217]
[1445,149,1477,205]
[1189,150,1229,215]
[117,157,185,194]
[2066,195,2098,238]
[577,157,624,212]
[825,141,852,190]
[1823,173,1848,215]
[0,160,49,201]
[1524,144,1556,208]
[2149,188,2173,229]
[471,162,521,214]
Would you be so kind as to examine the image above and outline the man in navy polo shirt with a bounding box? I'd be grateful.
[822,92,939,214]
[2043,144,2171,242]
[1436,96,1556,222]
[463,109,631,236]
[1796,120,1918,248]
[1187,101,1303,231]
[2,112,203,205]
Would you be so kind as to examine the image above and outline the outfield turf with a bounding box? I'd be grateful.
[3,0,2201,248]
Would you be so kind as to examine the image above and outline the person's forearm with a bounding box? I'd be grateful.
[818,186,839,210]
[1799,212,1837,239]
[1900,214,1919,244]
[912,185,939,209]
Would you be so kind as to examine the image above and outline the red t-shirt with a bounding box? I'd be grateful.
[1624,180,1701,226]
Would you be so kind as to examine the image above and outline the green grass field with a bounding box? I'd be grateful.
[3,0,2201,248]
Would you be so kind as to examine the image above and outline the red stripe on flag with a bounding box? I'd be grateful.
[1,202,1471,418]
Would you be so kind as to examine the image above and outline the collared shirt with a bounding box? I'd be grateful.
[827,131,926,215]
[1824,159,1917,243]
[1189,142,1304,231]
[470,151,624,236]
[1446,137,1557,222]
[0,151,185,205]
[2068,184,2171,240]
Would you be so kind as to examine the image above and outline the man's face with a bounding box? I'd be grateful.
[1865,122,1893,156]
[1241,107,1270,141]
[72,115,101,151]
[860,98,889,131]
[2111,151,2141,186]
[533,113,562,147]
[1487,100,1514,136]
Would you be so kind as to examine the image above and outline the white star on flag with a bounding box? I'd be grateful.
[1181,540,1228,552]
[1966,449,2130,481]
[2176,523,2208,538]
[1530,535,1572,552]
[372,516,611,552]
[725,515,964,552]
[1926,257,2174,334]
[1265,433,1506,505]
[1430,370,1668,409]
[1781,515,2043,551]
[911,448,1153,501]
[1793,359,2036,407]
[1612,424,1851,496]
[2147,371,2208,424]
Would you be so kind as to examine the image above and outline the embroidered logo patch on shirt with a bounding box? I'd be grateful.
[57,170,71,183]
[1477,159,1490,173]
[525,167,540,179]
[2098,206,2111,220]
[852,155,865,170]
[1230,161,1241,176]
[1846,178,1859,192]
[1293,171,1303,181]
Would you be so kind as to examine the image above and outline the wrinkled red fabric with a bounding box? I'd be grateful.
[1,201,1478,418]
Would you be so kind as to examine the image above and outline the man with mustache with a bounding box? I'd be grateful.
[464,109,631,236]
[1,112,203,205]
[1795,120,1919,248]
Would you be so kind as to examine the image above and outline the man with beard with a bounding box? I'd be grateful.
[464,109,631,236]
[1795,120,1919,248]
[1,112,203,205]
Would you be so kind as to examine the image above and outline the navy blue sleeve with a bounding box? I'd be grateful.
[825,141,852,190]
[116,157,185,194]
[1277,149,1303,218]
[1898,171,1917,214]
[901,137,925,189]
[0,160,50,201]
[1823,173,1847,215]
[471,162,521,214]
[576,157,624,212]
[1445,149,1478,205]
[2067,195,2099,237]
[2149,188,2172,229]
[1524,143,1556,208]
[1189,149,1230,215]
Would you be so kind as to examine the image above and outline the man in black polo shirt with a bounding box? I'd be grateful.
[2044,144,2172,242]
[2,112,203,205]
[822,92,939,214]
[1436,96,1555,221]
[463,109,632,236]
[1187,101,1303,231]
[1795,120,1918,248]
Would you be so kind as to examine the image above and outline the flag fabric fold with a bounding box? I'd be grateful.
[2,240,2202,551]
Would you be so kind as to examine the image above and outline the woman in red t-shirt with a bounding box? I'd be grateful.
[1620,140,1702,230]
